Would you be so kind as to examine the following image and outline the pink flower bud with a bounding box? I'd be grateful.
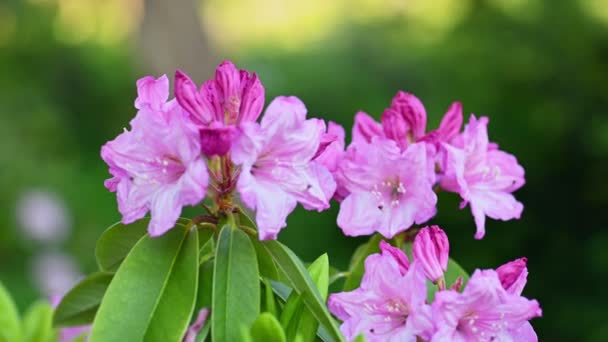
[496,257,528,295]
[175,70,214,125]
[381,108,410,149]
[379,240,410,275]
[390,91,427,140]
[413,225,449,282]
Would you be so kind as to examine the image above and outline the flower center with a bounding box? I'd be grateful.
[371,178,407,210]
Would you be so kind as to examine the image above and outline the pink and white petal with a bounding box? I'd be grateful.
[135,75,169,111]
[148,187,182,237]
[298,162,335,211]
[337,192,382,237]
[390,91,427,140]
[177,159,208,206]
[353,111,384,144]
[232,122,265,165]
[116,180,153,225]
[261,96,308,133]
[437,101,463,142]
[237,171,297,240]
[506,322,538,342]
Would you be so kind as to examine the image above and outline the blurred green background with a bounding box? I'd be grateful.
[1,0,607,340]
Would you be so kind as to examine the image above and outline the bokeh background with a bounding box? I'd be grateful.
[1,0,607,340]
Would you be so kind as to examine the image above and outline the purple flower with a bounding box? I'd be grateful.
[101,75,208,237]
[413,225,449,284]
[175,61,264,156]
[431,269,541,342]
[440,115,525,239]
[328,245,432,342]
[336,139,437,238]
[233,96,331,240]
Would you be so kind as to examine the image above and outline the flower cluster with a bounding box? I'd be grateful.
[102,61,525,241]
[334,91,525,239]
[328,226,542,342]
[101,61,334,239]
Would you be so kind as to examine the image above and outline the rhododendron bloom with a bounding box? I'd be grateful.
[101,75,208,236]
[431,269,541,342]
[175,61,265,156]
[441,115,525,239]
[233,96,332,240]
[328,244,432,341]
[413,225,449,283]
[336,139,437,238]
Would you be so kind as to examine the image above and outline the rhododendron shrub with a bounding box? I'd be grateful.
[0,60,538,342]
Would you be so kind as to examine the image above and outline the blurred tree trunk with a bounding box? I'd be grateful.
[137,0,216,83]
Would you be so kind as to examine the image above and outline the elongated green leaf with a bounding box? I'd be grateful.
[53,272,113,326]
[144,228,199,341]
[199,236,215,265]
[250,312,286,342]
[262,241,344,342]
[427,258,469,301]
[0,282,21,342]
[95,218,190,272]
[263,279,278,318]
[194,260,214,342]
[22,301,57,342]
[292,254,329,342]
[95,219,149,272]
[212,224,260,342]
[343,234,383,291]
[89,225,198,342]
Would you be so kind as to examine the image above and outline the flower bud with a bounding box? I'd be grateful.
[496,257,528,295]
[379,240,410,275]
[413,225,449,283]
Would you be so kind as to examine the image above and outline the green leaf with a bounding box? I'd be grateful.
[95,219,149,272]
[199,235,215,265]
[263,279,278,318]
[251,237,280,281]
[0,282,21,342]
[53,272,113,327]
[194,260,214,342]
[343,234,383,291]
[291,254,329,342]
[262,240,344,342]
[427,258,469,302]
[212,223,260,342]
[89,225,199,342]
[95,218,190,272]
[22,301,57,342]
[250,312,286,342]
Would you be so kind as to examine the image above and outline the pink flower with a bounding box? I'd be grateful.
[336,139,437,238]
[183,308,209,342]
[431,269,541,342]
[413,225,449,284]
[328,245,432,342]
[440,115,525,239]
[313,121,346,201]
[496,257,528,296]
[101,75,208,236]
[175,61,264,156]
[233,96,331,240]
[495,258,538,341]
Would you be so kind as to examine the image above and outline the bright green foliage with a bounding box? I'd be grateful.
[22,301,57,342]
[0,282,21,342]
[211,223,260,342]
[95,219,150,272]
[262,241,344,342]
[250,312,286,342]
[53,272,113,326]
[89,224,199,342]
